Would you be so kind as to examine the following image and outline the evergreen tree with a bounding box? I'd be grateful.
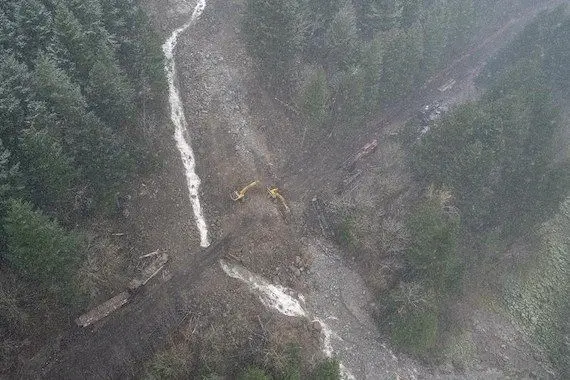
[3,198,83,300]
[86,45,136,126]
[480,5,570,92]
[0,8,17,54]
[0,54,33,146]
[32,54,88,126]
[484,62,568,233]
[135,25,168,105]
[12,0,55,65]
[420,0,449,76]
[544,16,570,90]
[64,0,104,31]
[19,128,79,210]
[361,36,384,107]
[412,60,569,235]
[445,0,475,57]
[299,68,330,127]
[358,0,402,35]
[399,0,423,28]
[405,198,460,292]
[72,111,134,192]
[331,66,367,125]
[52,2,92,79]
[99,0,167,103]
[379,26,423,99]
[0,139,20,204]
[303,0,343,60]
[325,1,360,71]
[32,54,132,192]
[242,0,305,90]
[306,0,343,29]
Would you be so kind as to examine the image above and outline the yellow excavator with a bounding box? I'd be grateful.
[231,181,290,214]
[267,186,290,213]
[231,180,260,201]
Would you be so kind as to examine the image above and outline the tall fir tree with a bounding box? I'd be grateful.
[243,0,305,90]
[325,1,360,71]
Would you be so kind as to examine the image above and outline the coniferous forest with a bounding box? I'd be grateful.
[0,0,165,371]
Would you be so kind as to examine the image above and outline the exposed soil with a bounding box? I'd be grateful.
[20,0,568,379]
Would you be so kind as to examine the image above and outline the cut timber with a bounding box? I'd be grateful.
[342,139,378,172]
[128,252,169,291]
[438,79,456,92]
[75,291,130,327]
[274,97,299,115]
[337,170,363,195]
[139,249,160,259]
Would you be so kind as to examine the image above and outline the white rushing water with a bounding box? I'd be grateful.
[220,260,354,379]
[220,260,306,317]
[163,0,210,247]
[315,317,356,380]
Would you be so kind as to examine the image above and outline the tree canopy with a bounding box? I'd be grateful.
[412,61,568,235]
[0,0,165,303]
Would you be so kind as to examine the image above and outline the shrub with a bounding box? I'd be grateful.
[3,198,84,302]
[405,198,461,293]
[310,358,340,380]
[378,194,460,358]
[337,216,356,248]
[299,68,330,128]
[0,285,28,333]
[504,198,570,374]
[238,366,272,380]
[273,343,301,380]
[144,350,189,380]
[390,307,439,356]
[381,281,440,357]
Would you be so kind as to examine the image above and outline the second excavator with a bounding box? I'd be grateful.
[267,186,290,213]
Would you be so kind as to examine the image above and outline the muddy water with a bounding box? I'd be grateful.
[163,0,210,247]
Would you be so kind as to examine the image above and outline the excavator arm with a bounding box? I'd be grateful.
[267,186,290,212]
[231,180,260,201]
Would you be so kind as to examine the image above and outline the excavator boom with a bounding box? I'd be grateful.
[231,180,260,201]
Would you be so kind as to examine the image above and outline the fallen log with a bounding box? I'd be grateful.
[75,252,169,327]
[336,169,363,195]
[312,197,332,238]
[128,252,169,291]
[139,249,160,259]
[341,139,378,172]
[75,291,130,328]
